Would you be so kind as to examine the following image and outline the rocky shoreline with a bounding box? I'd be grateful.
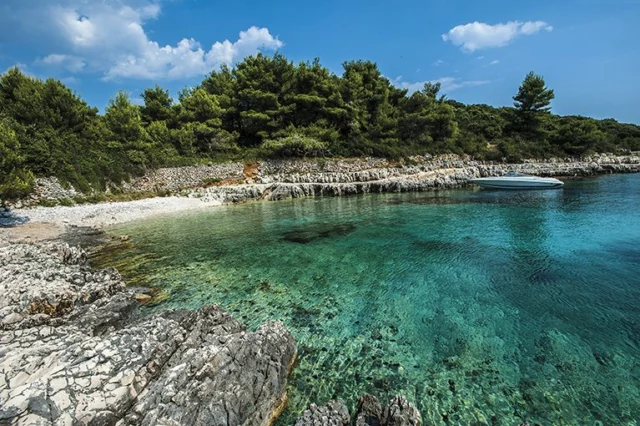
[19,154,640,206]
[3,154,639,231]
[0,241,298,425]
[0,241,424,425]
[3,155,635,424]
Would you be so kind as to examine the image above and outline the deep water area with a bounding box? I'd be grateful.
[95,174,640,425]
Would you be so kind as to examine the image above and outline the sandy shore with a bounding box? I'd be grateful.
[0,196,224,245]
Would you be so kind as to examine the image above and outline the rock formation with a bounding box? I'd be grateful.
[294,394,422,426]
[0,242,297,425]
[19,154,640,207]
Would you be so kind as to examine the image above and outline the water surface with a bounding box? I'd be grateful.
[97,174,640,425]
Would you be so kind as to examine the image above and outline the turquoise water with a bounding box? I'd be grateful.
[99,174,640,425]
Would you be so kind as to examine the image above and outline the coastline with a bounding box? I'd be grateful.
[3,154,639,238]
[0,232,423,425]
[2,157,639,424]
[0,241,298,425]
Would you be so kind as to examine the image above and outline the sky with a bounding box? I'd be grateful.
[0,0,639,123]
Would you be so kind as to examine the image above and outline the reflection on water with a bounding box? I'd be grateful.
[96,174,640,425]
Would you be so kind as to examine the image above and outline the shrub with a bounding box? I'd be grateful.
[262,134,328,158]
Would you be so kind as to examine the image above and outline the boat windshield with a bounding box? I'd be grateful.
[504,172,530,177]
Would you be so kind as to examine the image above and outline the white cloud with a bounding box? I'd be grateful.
[40,54,86,72]
[442,21,553,52]
[392,76,490,94]
[434,59,444,67]
[5,1,282,80]
[105,26,283,80]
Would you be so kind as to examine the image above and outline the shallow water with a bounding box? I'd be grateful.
[97,174,640,425]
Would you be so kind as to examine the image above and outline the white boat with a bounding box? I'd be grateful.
[471,172,564,189]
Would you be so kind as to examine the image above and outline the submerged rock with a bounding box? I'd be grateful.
[296,395,422,426]
[382,396,422,426]
[294,400,351,426]
[282,223,357,244]
[355,394,383,426]
[0,242,297,425]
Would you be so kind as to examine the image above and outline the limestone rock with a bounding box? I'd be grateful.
[0,243,125,329]
[134,293,152,303]
[296,396,422,426]
[0,242,297,426]
[294,400,351,426]
[18,154,640,207]
[382,396,422,426]
[355,394,383,426]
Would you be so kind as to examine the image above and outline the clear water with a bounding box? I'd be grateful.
[97,174,640,425]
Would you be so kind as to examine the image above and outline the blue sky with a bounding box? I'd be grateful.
[1,0,638,123]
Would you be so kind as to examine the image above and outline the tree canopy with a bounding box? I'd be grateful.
[0,56,638,201]
[511,71,556,137]
[0,119,34,203]
[513,71,555,113]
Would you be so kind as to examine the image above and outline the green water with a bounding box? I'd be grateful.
[97,174,640,425]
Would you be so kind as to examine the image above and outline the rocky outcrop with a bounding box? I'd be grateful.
[177,154,640,205]
[0,243,124,330]
[381,396,422,426]
[0,242,297,425]
[121,163,246,194]
[16,154,640,207]
[293,400,351,426]
[13,177,81,208]
[188,167,478,205]
[295,395,422,426]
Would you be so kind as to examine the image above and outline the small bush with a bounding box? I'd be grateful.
[37,199,58,207]
[58,197,76,207]
[262,134,328,158]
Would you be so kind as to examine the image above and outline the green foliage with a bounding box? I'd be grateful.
[514,71,555,113]
[0,63,638,201]
[262,134,328,158]
[141,85,173,124]
[0,119,34,202]
[512,71,555,136]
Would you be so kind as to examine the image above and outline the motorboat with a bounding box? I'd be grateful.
[471,172,564,189]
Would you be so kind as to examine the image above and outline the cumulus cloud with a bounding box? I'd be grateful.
[3,0,282,80]
[40,54,86,72]
[392,76,490,94]
[442,21,553,52]
[106,26,283,80]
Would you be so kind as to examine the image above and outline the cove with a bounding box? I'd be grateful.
[95,173,640,425]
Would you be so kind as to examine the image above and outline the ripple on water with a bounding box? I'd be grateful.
[95,174,640,425]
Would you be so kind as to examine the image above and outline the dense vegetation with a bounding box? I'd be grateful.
[1,54,639,201]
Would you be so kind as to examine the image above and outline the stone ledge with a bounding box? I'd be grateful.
[0,242,297,426]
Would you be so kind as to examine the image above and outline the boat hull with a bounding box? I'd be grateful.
[471,177,564,189]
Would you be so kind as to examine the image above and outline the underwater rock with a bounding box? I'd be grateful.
[283,223,357,244]
[294,400,351,426]
[382,396,422,426]
[355,394,383,425]
[296,396,422,426]
[0,242,297,425]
